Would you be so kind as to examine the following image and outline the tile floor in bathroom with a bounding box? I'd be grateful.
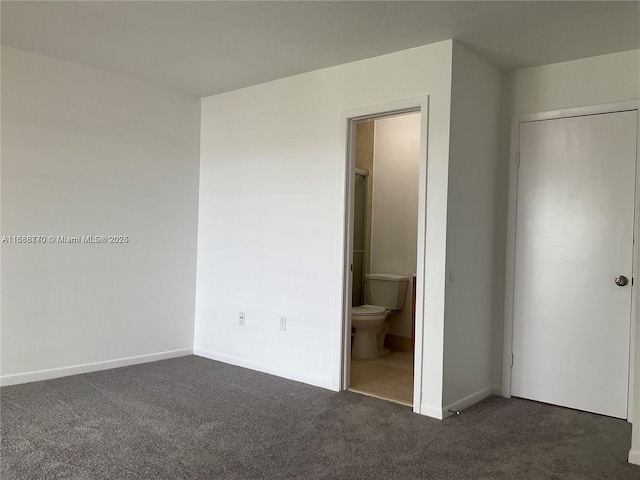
[349,350,413,406]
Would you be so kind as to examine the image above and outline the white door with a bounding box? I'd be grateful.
[512,110,638,419]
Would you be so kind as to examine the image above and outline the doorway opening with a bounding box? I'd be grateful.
[344,110,422,406]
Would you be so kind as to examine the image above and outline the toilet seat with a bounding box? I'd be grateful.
[352,305,385,317]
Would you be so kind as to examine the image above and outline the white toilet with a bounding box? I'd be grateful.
[351,273,409,359]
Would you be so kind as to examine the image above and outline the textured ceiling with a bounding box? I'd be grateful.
[2,1,639,97]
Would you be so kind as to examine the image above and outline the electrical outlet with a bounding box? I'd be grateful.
[279,316,286,331]
[238,311,245,326]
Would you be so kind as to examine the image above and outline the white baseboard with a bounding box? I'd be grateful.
[419,403,445,419]
[419,386,499,420]
[491,383,502,396]
[193,347,333,391]
[0,348,193,387]
[442,385,494,418]
[629,449,640,466]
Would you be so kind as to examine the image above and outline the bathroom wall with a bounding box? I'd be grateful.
[1,46,201,384]
[370,113,421,342]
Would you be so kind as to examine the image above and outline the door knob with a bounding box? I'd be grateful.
[615,275,629,287]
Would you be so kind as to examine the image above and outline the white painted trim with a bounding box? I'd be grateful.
[194,347,334,391]
[491,384,502,396]
[442,386,494,419]
[511,101,639,125]
[0,348,193,387]
[502,108,520,399]
[629,449,640,466]
[413,99,430,415]
[502,101,640,423]
[420,402,445,420]
[629,107,640,423]
[337,112,357,392]
[337,96,429,417]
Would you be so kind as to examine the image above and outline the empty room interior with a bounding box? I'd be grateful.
[2,1,640,478]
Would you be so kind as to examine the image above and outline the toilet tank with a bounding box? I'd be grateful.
[365,273,409,310]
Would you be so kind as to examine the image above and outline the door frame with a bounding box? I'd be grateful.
[338,96,429,413]
[502,100,640,421]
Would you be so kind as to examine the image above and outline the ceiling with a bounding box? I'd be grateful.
[2,1,638,98]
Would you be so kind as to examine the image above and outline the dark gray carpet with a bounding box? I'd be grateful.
[1,356,637,480]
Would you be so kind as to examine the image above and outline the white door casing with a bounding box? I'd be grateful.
[339,96,429,415]
[511,110,638,419]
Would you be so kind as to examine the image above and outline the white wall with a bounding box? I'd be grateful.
[493,50,640,388]
[442,42,501,411]
[195,40,453,413]
[493,49,640,464]
[370,113,420,338]
[1,47,201,384]
[503,50,640,115]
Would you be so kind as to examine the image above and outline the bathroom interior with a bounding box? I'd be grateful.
[349,111,420,406]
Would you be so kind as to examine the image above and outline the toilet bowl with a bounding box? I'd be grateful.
[351,305,390,359]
